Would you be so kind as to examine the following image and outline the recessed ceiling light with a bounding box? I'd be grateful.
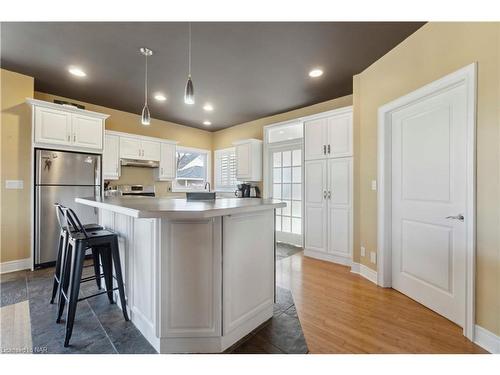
[203,120,212,126]
[68,66,86,77]
[308,68,323,78]
[203,103,214,112]
[154,93,167,101]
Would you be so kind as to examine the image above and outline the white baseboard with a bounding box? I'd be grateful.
[0,258,31,274]
[304,249,352,266]
[474,325,500,353]
[350,262,378,285]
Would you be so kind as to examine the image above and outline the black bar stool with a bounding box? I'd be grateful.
[50,203,103,305]
[57,207,129,347]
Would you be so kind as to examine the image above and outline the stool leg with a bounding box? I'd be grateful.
[91,248,102,290]
[100,247,114,304]
[64,242,85,347]
[50,231,65,304]
[110,237,129,321]
[56,240,72,323]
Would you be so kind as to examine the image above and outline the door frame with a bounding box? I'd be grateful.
[377,63,477,339]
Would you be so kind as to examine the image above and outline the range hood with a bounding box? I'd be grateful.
[120,158,159,168]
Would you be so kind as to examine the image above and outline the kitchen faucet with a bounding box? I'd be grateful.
[205,182,211,192]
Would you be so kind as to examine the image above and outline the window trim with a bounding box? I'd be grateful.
[172,146,212,192]
[214,147,239,193]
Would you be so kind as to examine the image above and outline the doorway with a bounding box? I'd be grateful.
[377,63,477,339]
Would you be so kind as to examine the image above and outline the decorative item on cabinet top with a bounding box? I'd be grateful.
[103,130,178,181]
[26,98,109,153]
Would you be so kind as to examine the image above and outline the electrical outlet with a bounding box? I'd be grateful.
[360,246,366,257]
[371,180,377,191]
[370,251,377,264]
[5,180,24,189]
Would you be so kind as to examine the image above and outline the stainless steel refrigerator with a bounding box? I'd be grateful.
[35,149,101,267]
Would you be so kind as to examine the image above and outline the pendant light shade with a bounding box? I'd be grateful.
[140,47,153,125]
[184,23,195,105]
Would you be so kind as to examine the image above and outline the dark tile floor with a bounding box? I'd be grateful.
[1,244,307,354]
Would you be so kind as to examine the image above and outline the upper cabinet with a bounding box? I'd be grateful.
[233,139,262,182]
[119,136,161,161]
[28,99,108,152]
[304,106,352,161]
[103,134,120,180]
[156,142,176,181]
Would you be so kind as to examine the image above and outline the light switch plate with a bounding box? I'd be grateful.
[371,180,377,191]
[5,180,24,189]
[370,251,377,264]
[360,246,366,257]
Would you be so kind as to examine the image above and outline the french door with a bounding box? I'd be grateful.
[269,142,303,246]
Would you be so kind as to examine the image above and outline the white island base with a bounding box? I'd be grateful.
[77,197,283,353]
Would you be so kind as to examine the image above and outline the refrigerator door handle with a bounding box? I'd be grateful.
[35,186,42,265]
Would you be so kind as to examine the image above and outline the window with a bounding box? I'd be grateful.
[172,147,211,192]
[214,147,239,192]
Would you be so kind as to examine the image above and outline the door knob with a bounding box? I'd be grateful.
[446,214,464,221]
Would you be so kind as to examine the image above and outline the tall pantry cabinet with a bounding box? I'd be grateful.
[303,106,353,265]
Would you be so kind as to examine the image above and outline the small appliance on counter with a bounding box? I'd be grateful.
[235,183,260,198]
[118,184,155,197]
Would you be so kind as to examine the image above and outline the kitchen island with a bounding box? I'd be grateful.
[75,196,285,353]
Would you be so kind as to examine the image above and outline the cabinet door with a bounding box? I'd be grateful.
[236,143,251,180]
[34,106,72,146]
[304,117,328,161]
[159,143,176,180]
[120,137,141,159]
[72,114,103,149]
[327,112,353,157]
[304,159,328,253]
[103,134,120,180]
[141,140,161,161]
[327,158,352,258]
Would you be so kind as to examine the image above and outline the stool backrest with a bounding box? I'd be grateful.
[54,203,69,231]
[62,207,89,239]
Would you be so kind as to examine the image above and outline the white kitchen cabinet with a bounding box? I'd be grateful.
[28,98,108,152]
[120,136,160,161]
[233,139,262,181]
[304,106,353,161]
[155,142,176,181]
[103,134,120,180]
[304,157,352,265]
[72,114,104,149]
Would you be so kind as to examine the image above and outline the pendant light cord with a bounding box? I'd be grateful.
[144,54,148,105]
[188,22,192,77]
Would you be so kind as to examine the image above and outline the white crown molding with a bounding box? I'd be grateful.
[0,258,31,274]
[350,262,378,285]
[474,325,500,353]
[26,98,109,119]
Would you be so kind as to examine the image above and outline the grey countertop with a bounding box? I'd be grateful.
[76,196,286,219]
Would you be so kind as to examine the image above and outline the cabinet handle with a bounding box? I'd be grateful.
[116,166,118,173]
[67,134,70,141]
[323,190,327,199]
[323,145,326,155]
[161,167,164,175]
[73,134,76,142]
[328,190,332,199]
[328,144,331,154]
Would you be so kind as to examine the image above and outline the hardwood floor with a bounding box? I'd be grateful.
[276,251,486,354]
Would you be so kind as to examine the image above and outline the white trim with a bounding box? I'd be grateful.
[474,325,500,353]
[105,129,178,145]
[304,249,352,266]
[172,146,212,193]
[377,63,477,340]
[26,98,109,119]
[0,258,31,274]
[350,262,378,285]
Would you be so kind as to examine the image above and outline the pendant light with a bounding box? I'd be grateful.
[140,47,153,125]
[184,23,195,105]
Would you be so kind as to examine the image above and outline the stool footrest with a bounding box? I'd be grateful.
[77,288,119,302]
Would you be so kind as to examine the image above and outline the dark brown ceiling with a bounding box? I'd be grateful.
[0,22,424,131]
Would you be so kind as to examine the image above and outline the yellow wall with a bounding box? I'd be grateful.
[354,22,500,335]
[0,69,34,263]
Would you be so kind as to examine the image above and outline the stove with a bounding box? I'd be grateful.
[118,185,155,197]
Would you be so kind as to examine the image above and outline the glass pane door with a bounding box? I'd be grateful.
[271,146,302,246]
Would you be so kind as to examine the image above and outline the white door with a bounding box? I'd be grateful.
[72,114,103,149]
[159,143,176,180]
[304,159,327,252]
[271,146,303,246]
[235,143,251,180]
[103,134,120,180]
[34,107,72,145]
[120,137,141,159]
[304,118,327,161]
[327,112,352,158]
[327,158,352,259]
[391,83,467,326]
[142,140,161,161]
